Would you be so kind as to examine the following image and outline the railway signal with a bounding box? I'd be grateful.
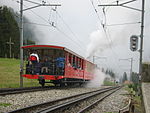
[130,35,138,51]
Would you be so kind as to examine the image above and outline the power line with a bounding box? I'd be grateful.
[89,1,121,74]
[97,0,142,75]
[24,0,41,5]
[14,0,86,54]
[106,21,141,26]
[24,21,53,27]
[89,0,125,73]
[45,0,87,52]
[30,10,86,53]
[89,0,103,26]
[55,11,87,48]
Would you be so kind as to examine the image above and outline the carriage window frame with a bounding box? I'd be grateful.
[73,55,76,67]
[68,53,72,65]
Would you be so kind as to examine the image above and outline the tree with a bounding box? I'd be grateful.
[142,63,150,82]
[0,6,35,58]
[130,72,139,84]
[105,68,116,79]
[0,6,20,58]
[122,72,128,83]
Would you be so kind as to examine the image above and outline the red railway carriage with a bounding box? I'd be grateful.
[22,45,95,86]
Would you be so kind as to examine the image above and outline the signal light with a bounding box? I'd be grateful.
[130,35,138,51]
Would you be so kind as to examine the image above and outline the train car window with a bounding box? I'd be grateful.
[69,53,72,65]
[76,57,78,68]
[81,59,84,70]
[73,55,76,67]
[78,58,81,69]
[76,57,81,69]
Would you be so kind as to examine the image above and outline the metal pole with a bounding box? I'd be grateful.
[139,0,145,78]
[18,1,61,88]
[20,0,23,87]
[10,38,11,58]
[93,56,95,63]
[130,58,133,80]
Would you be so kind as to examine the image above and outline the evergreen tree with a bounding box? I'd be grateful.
[130,72,139,84]
[0,6,20,58]
[105,68,116,79]
[0,6,35,58]
[122,72,128,83]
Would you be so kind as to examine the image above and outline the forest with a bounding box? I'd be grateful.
[0,6,35,58]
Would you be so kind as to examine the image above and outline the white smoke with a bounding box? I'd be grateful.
[86,27,109,58]
[86,68,106,88]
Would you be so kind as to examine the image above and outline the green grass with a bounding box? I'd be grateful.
[125,85,143,113]
[103,80,115,86]
[0,103,11,107]
[104,112,118,113]
[0,58,40,88]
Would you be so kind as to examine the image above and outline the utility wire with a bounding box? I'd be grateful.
[55,11,87,48]
[26,0,87,53]
[105,21,141,26]
[15,0,87,55]
[98,0,132,75]
[90,0,103,26]
[90,0,125,73]
[24,0,41,5]
[24,22,52,27]
[45,0,87,51]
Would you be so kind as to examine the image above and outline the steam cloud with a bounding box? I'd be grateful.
[86,27,109,58]
[86,68,106,87]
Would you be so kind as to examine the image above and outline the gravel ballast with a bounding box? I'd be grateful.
[93,87,129,113]
[0,86,129,113]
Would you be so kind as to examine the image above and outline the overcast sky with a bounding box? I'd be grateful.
[0,0,150,78]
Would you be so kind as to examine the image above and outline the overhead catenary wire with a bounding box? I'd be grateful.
[24,0,41,5]
[101,0,137,74]
[13,11,86,53]
[89,0,104,26]
[55,11,87,47]
[89,0,115,57]
[28,11,86,54]
[11,10,53,27]
[106,21,141,26]
[45,1,88,52]
[45,0,87,51]
[90,0,125,74]
[13,0,86,55]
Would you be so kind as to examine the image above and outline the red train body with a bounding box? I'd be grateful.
[22,45,95,86]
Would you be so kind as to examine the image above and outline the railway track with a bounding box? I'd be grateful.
[0,86,70,96]
[7,86,122,113]
[0,86,51,96]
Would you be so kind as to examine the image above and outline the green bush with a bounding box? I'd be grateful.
[128,83,138,92]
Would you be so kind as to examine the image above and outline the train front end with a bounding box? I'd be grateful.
[22,45,66,86]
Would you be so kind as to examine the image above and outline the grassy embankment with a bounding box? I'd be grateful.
[0,58,40,88]
[125,85,143,113]
[103,80,115,86]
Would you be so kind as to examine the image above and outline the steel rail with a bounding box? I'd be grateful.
[7,86,118,113]
[119,99,131,113]
[0,86,66,96]
[0,86,51,96]
[77,87,121,113]
[36,86,121,113]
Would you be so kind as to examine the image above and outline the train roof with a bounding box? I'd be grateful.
[22,45,64,49]
[22,45,84,59]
